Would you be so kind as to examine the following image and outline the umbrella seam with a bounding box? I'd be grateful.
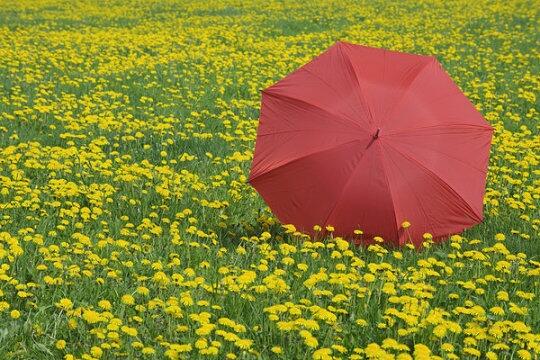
[337,42,376,128]
[262,90,369,135]
[248,138,364,183]
[384,141,482,222]
[377,142,400,243]
[383,58,435,127]
[381,142,438,242]
[300,66,372,132]
[320,144,372,229]
[387,135,490,174]
[385,124,494,136]
[257,129,360,137]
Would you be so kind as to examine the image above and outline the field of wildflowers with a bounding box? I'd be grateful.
[0,0,538,359]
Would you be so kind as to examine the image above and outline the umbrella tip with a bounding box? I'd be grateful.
[374,128,381,139]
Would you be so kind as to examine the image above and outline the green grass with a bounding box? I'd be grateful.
[0,0,538,359]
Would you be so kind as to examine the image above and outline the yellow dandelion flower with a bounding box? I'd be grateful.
[363,273,376,283]
[313,348,332,360]
[56,298,73,310]
[494,233,506,241]
[234,338,252,350]
[10,310,21,319]
[90,346,103,358]
[121,294,135,305]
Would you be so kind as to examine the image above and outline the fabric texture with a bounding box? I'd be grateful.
[249,41,493,246]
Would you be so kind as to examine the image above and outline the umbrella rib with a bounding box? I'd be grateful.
[257,129,360,137]
[337,43,376,127]
[300,66,373,131]
[320,144,371,229]
[377,143,400,241]
[248,138,364,183]
[388,136,490,174]
[384,140,482,222]
[381,58,434,126]
[385,123,494,136]
[262,90,369,135]
[382,142,439,240]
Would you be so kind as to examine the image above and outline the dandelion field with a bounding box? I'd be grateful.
[0,0,539,359]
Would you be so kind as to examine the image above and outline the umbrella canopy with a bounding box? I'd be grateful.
[248,41,493,246]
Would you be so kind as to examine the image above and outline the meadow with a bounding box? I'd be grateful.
[0,0,538,359]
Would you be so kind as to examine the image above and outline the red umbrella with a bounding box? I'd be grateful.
[248,41,493,247]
